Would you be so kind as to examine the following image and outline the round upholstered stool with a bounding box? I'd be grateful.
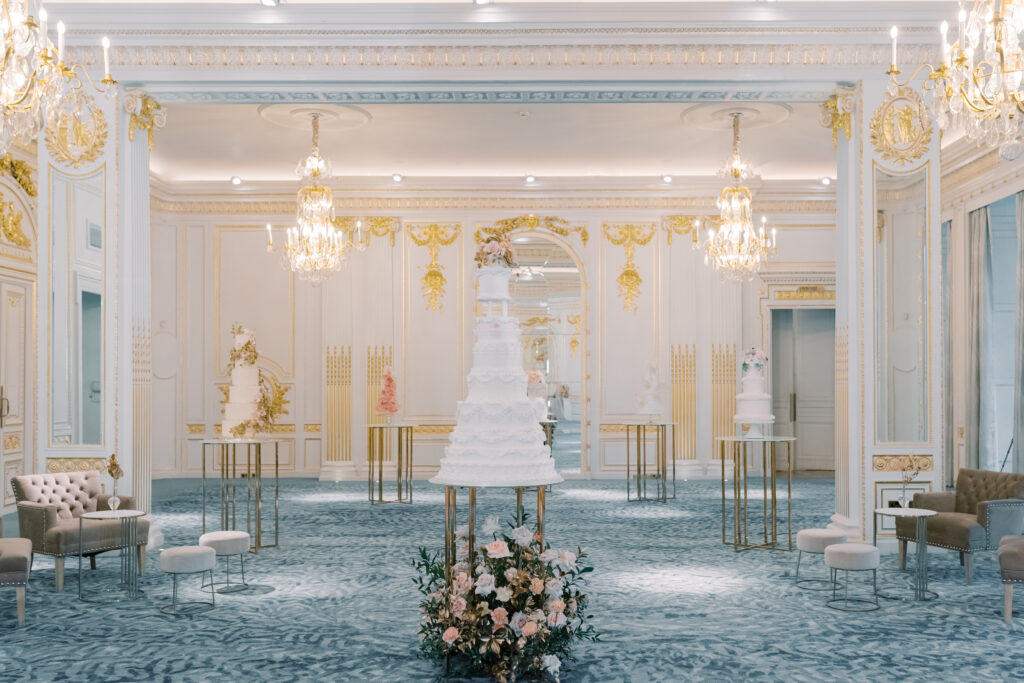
[795,528,847,590]
[824,543,880,612]
[159,545,216,615]
[199,530,251,594]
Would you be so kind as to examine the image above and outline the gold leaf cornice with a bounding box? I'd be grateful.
[475,214,588,245]
[0,154,37,197]
[407,222,460,311]
[603,222,656,313]
[124,92,167,151]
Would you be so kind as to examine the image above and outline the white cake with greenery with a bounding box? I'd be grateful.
[431,237,562,488]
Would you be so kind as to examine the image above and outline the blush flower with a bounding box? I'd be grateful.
[509,611,529,635]
[504,567,519,582]
[545,577,564,598]
[491,606,509,629]
[495,586,513,603]
[485,540,511,559]
[521,620,539,637]
[475,572,496,596]
[549,599,566,613]
[556,550,577,573]
[442,626,459,646]
[530,578,545,595]
[539,548,559,562]
[452,595,467,619]
[547,611,567,628]
[453,572,472,596]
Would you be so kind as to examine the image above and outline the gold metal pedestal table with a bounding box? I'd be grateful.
[717,436,794,552]
[608,422,676,502]
[367,423,414,504]
[201,439,280,553]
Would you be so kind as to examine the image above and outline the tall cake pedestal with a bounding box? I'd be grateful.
[367,423,414,504]
[735,417,774,439]
[201,439,280,554]
[716,436,794,553]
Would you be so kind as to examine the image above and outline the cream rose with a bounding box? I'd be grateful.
[485,540,511,559]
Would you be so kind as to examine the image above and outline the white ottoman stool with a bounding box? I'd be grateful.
[824,543,880,612]
[795,528,847,590]
[160,545,216,615]
[199,530,251,594]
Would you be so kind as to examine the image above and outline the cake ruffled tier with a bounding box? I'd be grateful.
[735,372,774,422]
[477,264,513,301]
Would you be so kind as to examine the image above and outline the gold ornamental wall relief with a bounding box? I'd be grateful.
[870,86,931,166]
[603,222,655,313]
[124,92,167,151]
[0,154,37,197]
[0,200,30,248]
[476,214,588,246]
[407,222,460,311]
[45,95,109,169]
[333,216,399,248]
[820,87,855,148]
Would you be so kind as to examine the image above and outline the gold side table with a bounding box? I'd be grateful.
[367,423,414,504]
[540,420,555,447]
[717,436,794,552]
[201,439,280,554]
[607,422,676,503]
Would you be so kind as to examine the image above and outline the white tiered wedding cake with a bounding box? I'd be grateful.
[432,256,562,488]
[223,325,262,438]
[734,348,774,438]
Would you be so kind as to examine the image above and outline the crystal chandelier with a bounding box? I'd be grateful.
[0,0,115,155]
[697,113,776,280]
[271,113,353,284]
[890,1,1024,161]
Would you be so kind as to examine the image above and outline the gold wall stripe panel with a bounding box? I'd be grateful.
[602,222,656,313]
[711,344,737,459]
[672,344,697,461]
[325,345,352,462]
[366,345,393,460]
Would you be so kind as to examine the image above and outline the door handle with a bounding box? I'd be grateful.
[790,393,797,423]
[0,385,8,429]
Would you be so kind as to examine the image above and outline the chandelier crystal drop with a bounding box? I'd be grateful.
[891,1,1024,161]
[0,0,115,156]
[697,114,776,281]
[282,113,347,284]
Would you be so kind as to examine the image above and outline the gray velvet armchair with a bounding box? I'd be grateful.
[11,471,149,590]
[895,468,1024,584]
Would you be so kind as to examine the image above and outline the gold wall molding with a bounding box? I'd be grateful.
[870,85,932,166]
[599,424,630,433]
[0,200,30,248]
[325,345,352,462]
[407,222,460,311]
[663,215,707,245]
[872,454,934,473]
[520,316,554,328]
[333,216,400,247]
[414,424,455,435]
[567,313,581,357]
[124,92,167,151]
[0,154,36,197]
[603,222,656,313]
[186,423,205,435]
[44,97,108,169]
[672,344,697,461]
[151,195,837,216]
[46,457,107,474]
[304,423,322,433]
[712,344,737,459]
[475,214,588,245]
[776,285,836,301]
[3,433,21,451]
[820,87,855,148]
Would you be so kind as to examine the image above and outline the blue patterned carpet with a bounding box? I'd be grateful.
[0,476,1021,682]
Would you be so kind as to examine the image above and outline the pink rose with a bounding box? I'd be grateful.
[453,572,472,596]
[485,540,511,559]
[547,611,567,628]
[442,626,459,645]
[452,596,467,619]
[549,599,566,613]
[530,578,545,595]
[491,606,509,629]
[521,620,539,637]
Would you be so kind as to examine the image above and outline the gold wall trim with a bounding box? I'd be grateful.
[186,423,205,435]
[414,424,454,435]
[213,423,295,435]
[124,92,167,151]
[3,433,22,451]
[663,215,707,245]
[819,87,855,148]
[599,424,630,434]
[304,423,322,433]
[0,154,36,197]
[870,85,931,166]
[325,345,352,462]
[672,344,697,461]
[406,222,460,311]
[603,222,656,313]
[333,216,400,248]
[775,285,835,301]
[872,454,934,473]
[712,344,737,460]
[46,457,106,474]
[475,214,588,246]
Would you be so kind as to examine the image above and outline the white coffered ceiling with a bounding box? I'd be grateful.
[150,101,836,186]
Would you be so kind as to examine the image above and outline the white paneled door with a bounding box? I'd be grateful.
[772,308,835,472]
[0,276,33,514]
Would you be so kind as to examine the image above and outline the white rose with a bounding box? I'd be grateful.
[556,550,577,573]
[482,515,501,536]
[474,572,496,596]
[542,654,561,674]
[546,611,568,628]
[509,611,529,636]
[545,577,564,598]
[504,568,519,582]
[495,586,512,602]
[455,524,469,540]
[539,549,559,562]
[511,525,535,547]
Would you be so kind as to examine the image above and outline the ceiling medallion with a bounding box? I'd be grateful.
[869,85,932,166]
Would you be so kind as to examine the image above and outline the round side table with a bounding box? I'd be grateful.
[872,506,938,601]
[78,509,146,603]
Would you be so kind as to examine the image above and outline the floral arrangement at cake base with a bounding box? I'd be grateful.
[414,517,597,682]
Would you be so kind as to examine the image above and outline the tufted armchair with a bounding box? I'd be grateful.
[11,471,149,590]
[895,468,1024,584]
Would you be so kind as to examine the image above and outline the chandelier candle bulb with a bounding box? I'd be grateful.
[56,20,64,64]
[890,26,898,69]
[38,8,46,52]
[101,36,110,79]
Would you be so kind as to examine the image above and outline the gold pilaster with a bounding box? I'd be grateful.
[366,345,394,461]
[672,344,697,461]
[712,344,737,458]
[325,345,352,462]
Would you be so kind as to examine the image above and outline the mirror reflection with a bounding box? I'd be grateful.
[875,166,929,443]
[511,234,583,474]
[50,168,105,446]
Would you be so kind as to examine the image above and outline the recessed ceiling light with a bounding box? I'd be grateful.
[259,0,280,7]
[525,175,536,183]
[230,176,242,185]
[392,173,404,182]
[662,175,673,183]
[821,177,832,186]
[474,0,492,5]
